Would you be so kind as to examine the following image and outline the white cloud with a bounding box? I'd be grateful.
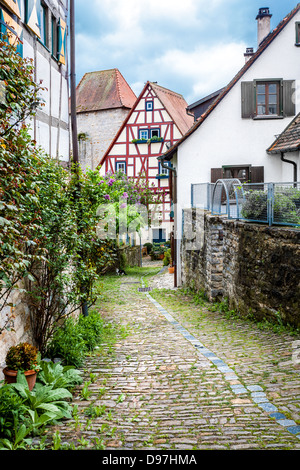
[132,41,247,102]
[75,0,248,102]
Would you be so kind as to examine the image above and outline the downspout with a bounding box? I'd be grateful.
[186,107,196,122]
[158,155,178,287]
[281,152,297,184]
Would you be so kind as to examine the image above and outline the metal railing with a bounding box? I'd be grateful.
[191,181,300,228]
[233,182,300,227]
[191,183,214,210]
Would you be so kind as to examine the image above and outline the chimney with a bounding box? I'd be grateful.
[256,7,272,46]
[244,47,254,63]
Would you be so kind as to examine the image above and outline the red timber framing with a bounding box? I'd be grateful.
[98,81,194,224]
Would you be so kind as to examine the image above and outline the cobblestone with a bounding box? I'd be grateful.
[50,261,300,451]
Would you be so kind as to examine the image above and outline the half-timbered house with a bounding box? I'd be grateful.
[0,0,70,163]
[98,81,194,245]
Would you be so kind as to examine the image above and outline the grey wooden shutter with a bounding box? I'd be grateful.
[250,166,264,183]
[241,82,255,118]
[282,80,296,117]
[211,168,223,183]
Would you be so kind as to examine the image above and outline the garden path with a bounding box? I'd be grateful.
[50,259,300,451]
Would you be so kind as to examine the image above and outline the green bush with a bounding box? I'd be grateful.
[46,317,86,367]
[0,384,27,439]
[241,188,300,225]
[78,310,104,351]
[163,248,171,266]
[46,311,104,367]
[143,243,152,254]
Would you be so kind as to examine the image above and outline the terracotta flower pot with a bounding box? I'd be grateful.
[3,368,37,391]
[168,266,174,274]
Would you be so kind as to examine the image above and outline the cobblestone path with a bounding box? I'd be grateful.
[53,261,300,451]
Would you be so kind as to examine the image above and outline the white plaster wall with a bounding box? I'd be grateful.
[173,12,300,285]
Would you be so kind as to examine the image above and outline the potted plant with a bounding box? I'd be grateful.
[3,342,39,391]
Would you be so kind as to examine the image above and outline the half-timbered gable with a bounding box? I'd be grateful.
[99,81,194,244]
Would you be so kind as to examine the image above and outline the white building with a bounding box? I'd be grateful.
[0,0,70,163]
[161,5,300,286]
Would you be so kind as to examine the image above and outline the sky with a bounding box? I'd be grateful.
[74,0,299,105]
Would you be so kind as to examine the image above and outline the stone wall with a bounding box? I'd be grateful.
[121,245,142,268]
[77,108,131,172]
[0,284,33,380]
[181,210,300,328]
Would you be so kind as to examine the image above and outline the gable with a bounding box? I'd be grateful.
[163,3,300,160]
[99,81,193,167]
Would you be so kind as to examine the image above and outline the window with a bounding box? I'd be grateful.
[159,162,169,176]
[51,15,58,58]
[211,166,264,184]
[116,161,126,173]
[296,22,300,45]
[256,82,279,116]
[150,128,160,138]
[139,129,148,140]
[241,79,295,119]
[40,2,48,47]
[146,100,153,111]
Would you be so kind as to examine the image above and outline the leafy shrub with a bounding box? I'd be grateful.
[163,248,171,266]
[46,317,86,367]
[143,243,152,254]
[241,188,300,224]
[0,384,27,439]
[37,360,83,390]
[241,191,268,220]
[78,310,104,351]
[46,311,104,366]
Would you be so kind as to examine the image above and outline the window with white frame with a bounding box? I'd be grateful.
[146,100,153,111]
[116,161,126,173]
[159,162,169,176]
[139,129,148,140]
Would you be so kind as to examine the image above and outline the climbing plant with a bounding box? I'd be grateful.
[0,35,45,330]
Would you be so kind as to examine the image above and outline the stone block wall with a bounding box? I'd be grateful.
[0,285,33,380]
[121,245,142,268]
[181,210,300,328]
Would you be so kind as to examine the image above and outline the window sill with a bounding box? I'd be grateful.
[37,39,51,53]
[156,175,169,179]
[253,115,284,120]
[132,138,164,144]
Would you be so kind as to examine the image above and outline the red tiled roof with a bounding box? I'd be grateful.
[151,82,194,135]
[163,3,300,160]
[76,69,137,113]
[267,113,300,154]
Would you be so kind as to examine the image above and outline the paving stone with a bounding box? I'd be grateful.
[45,263,300,451]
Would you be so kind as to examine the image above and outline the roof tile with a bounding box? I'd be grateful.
[76,69,136,113]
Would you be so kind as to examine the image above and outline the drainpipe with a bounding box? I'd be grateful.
[158,155,178,287]
[70,0,88,317]
[281,152,298,184]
